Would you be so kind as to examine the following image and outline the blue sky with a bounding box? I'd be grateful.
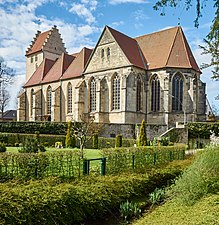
[0,0,217,109]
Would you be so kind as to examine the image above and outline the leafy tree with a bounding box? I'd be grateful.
[0,57,15,119]
[138,119,147,146]
[154,0,219,79]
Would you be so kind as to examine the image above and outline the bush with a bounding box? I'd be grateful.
[170,146,219,205]
[65,121,76,148]
[0,168,181,224]
[19,138,46,153]
[115,134,123,148]
[0,143,6,152]
[138,119,147,146]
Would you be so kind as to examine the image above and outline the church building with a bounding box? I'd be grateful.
[17,25,206,137]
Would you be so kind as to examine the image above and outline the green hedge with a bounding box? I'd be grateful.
[0,168,182,224]
[101,146,186,174]
[0,151,82,180]
[0,133,66,147]
[0,132,136,148]
[0,122,67,135]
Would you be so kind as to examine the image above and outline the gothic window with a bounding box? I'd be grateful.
[151,75,160,112]
[31,89,34,116]
[90,78,96,112]
[101,49,104,59]
[172,73,183,111]
[47,86,52,115]
[112,74,120,110]
[107,47,110,60]
[67,82,72,113]
[136,75,141,111]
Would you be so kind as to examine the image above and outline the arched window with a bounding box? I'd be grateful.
[101,49,104,59]
[67,83,72,113]
[90,78,96,112]
[107,47,110,60]
[136,75,141,111]
[172,73,183,111]
[31,89,34,116]
[112,74,120,110]
[151,75,160,112]
[47,86,52,114]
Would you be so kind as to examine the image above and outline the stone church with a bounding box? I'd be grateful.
[17,25,206,138]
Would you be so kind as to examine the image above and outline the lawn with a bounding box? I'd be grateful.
[6,147,102,159]
[132,193,219,225]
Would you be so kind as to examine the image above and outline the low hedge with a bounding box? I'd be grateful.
[0,168,182,224]
[0,133,136,149]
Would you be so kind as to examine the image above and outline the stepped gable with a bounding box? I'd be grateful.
[135,26,200,72]
[41,53,75,84]
[26,30,50,56]
[61,47,93,80]
[107,26,147,69]
[25,25,67,56]
[24,58,55,87]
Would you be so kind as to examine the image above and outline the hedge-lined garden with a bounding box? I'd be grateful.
[0,146,185,180]
[0,167,183,225]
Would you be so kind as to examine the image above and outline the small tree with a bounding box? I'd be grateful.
[70,114,102,158]
[138,119,147,146]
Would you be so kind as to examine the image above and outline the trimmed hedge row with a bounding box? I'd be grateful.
[0,168,182,224]
[0,132,136,149]
[101,146,186,174]
[0,122,67,135]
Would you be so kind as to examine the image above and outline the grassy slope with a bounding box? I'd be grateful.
[133,194,219,225]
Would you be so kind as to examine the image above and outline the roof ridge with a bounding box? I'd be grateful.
[135,26,179,40]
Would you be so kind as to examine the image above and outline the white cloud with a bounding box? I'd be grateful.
[109,0,148,5]
[0,0,100,110]
[111,21,124,28]
[69,2,96,24]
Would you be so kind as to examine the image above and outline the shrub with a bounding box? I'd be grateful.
[92,133,98,149]
[19,138,46,153]
[0,169,181,224]
[138,119,147,146]
[170,146,219,205]
[65,121,76,148]
[115,134,123,148]
[0,143,6,152]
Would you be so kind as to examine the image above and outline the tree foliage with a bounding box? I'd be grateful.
[138,119,147,146]
[154,0,219,79]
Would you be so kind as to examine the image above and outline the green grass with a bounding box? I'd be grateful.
[6,147,101,159]
[132,193,219,225]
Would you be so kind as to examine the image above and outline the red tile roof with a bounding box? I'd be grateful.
[61,47,93,80]
[24,58,55,87]
[135,26,200,72]
[41,53,75,84]
[26,30,50,56]
[107,26,147,69]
